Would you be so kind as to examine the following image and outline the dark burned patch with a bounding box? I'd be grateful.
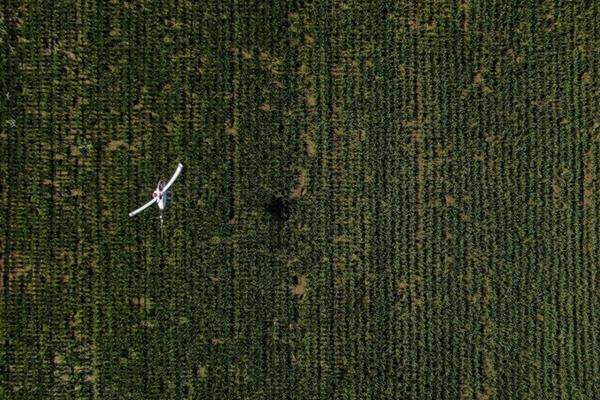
[266,196,293,221]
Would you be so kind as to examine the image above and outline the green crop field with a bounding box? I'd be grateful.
[1,1,598,399]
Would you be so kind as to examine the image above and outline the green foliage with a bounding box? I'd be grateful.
[1,0,599,399]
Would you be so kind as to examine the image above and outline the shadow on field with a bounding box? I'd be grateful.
[265,196,293,222]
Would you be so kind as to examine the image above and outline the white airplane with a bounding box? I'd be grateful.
[129,163,183,237]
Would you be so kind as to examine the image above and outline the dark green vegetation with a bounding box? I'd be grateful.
[1,1,599,399]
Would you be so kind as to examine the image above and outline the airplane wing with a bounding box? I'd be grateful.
[129,198,157,217]
[161,163,183,193]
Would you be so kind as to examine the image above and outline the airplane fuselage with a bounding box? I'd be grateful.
[153,180,171,210]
